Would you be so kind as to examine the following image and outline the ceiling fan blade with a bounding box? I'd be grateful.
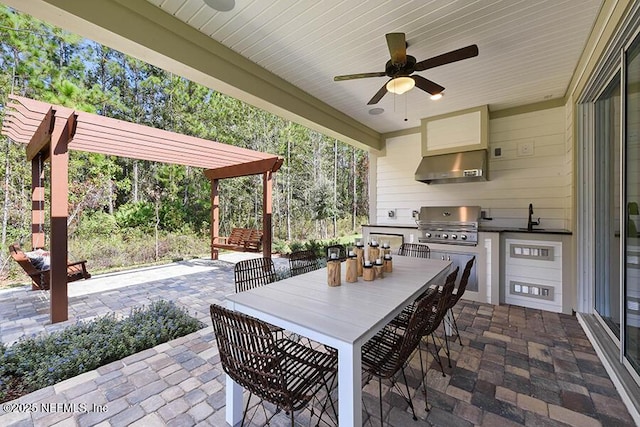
[412,75,445,95]
[386,33,407,66]
[334,72,387,81]
[414,44,479,71]
[367,81,390,105]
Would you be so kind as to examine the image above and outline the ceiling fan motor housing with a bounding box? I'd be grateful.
[385,55,417,77]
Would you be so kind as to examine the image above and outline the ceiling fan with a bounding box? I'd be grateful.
[334,33,478,105]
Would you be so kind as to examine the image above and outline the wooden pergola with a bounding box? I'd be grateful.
[1,95,282,323]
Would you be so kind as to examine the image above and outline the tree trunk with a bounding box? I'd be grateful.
[155,199,160,261]
[108,179,114,215]
[1,137,11,247]
[183,166,190,207]
[286,139,291,241]
[133,160,139,203]
[352,147,357,231]
[333,140,337,237]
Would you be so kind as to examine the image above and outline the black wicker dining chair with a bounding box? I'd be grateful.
[397,242,430,258]
[444,256,475,344]
[234,257,277,293]
[288,249,320,276]
[361,289,441,426]
[210,303,337,427]
[234,257,283,337]
[387,267,459,410]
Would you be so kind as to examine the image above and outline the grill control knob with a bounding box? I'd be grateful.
[425,232,431,238]
[442,233,448,239]
[451,234,458,239]
[461,235,467,240]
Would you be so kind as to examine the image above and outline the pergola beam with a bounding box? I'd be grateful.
[204,157,283,180]
[26,107,54,161]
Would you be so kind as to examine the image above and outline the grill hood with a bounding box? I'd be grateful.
[415,149,488,184]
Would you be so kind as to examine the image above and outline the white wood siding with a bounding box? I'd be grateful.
[374,106,571,229]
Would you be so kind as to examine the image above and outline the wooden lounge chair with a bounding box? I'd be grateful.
[213,228,263,252]
[8,243,91,290]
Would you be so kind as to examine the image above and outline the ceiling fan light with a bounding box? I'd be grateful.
[386,77,415,95]
[430,93,443,100]
[204,0,235,12]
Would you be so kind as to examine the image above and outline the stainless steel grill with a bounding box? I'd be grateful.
[416,206,481,246]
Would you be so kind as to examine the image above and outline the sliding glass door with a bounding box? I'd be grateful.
[591,28,640,380]
[595,74,621,337]
[625,34,640,373]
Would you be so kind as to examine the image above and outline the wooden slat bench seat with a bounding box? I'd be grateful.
[213,228,263,252]
[8,243,91,290]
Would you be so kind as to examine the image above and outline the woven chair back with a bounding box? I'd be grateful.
[210,304,289,407]
[421,267,459,337]
[288,250,320,276]
[396,289,440,366]
[449,256,475,309]
[234,257,277,293]
[397,243,430,258]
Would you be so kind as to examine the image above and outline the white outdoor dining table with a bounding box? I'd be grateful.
[224,255,451,427]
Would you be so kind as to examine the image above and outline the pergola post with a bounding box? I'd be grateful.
[30,153,46,291]
[263,171,272,259]
[49,112,75,324]
[31,154,46,247]
[211,178,219,260]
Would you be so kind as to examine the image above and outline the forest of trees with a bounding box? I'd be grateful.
[0,6,369,282]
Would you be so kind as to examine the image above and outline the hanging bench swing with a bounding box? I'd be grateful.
[8,243,91,290]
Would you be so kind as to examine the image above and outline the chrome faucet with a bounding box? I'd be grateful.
[528,203,540,231]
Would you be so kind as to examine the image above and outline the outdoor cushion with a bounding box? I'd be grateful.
[24,249,50,271]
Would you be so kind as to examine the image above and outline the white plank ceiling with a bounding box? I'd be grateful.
[149,0,602,134]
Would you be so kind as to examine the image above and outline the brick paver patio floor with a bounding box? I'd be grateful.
[0,254,636,426]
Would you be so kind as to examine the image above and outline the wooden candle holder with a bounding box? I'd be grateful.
[368,246,380,262]
[363,265,374,281]
[354,247,364,277]
[327,260,341,287]
[383,257,393,273]
[374,264,384,279]
[346,257,358,283]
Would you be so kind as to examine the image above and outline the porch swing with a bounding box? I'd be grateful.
[7,154,91,290]
[8,243,91,290]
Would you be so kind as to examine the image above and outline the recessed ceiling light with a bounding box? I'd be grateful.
[430,93,443,101]
[204,0,235,12]
[369,108,384,115]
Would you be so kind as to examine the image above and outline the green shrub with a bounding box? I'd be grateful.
[288,240,305,253]
[272,238,290,254]
[0,300,204,403]
[75,211,120,237]
[304,239,325,258]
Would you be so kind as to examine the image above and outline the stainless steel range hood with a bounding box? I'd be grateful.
[415,149,488,184]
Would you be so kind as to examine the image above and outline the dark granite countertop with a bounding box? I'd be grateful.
[363,224,419,229]
[363,224,572,235]
[478,226,572,235]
